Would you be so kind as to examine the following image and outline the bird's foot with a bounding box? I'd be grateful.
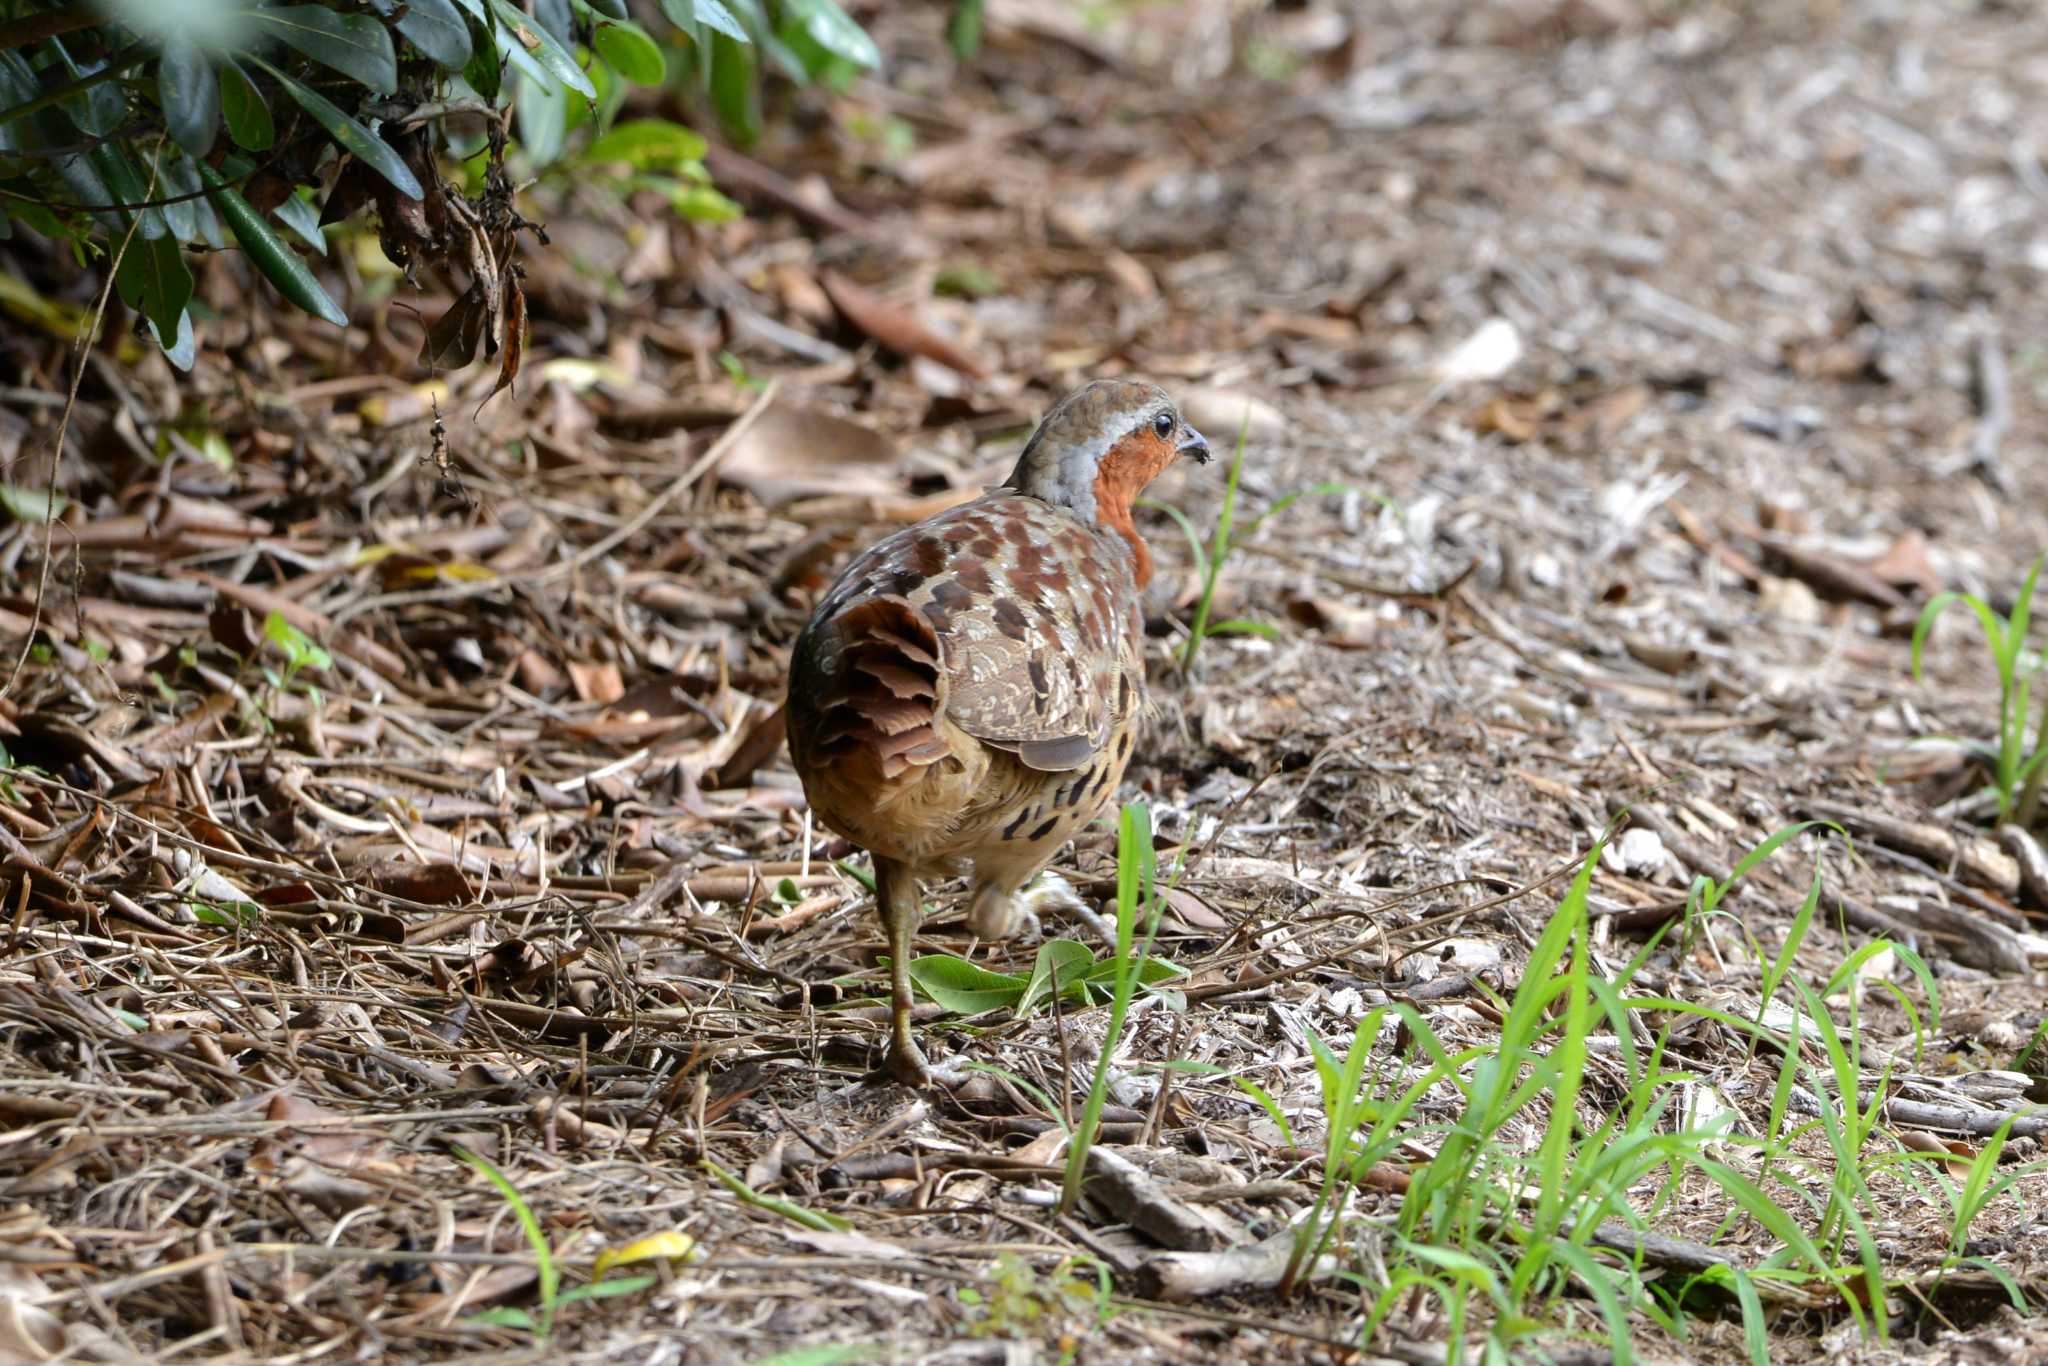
[1021,871,1114,944]
[864,1037,971,1089]
[968,870,1107,943]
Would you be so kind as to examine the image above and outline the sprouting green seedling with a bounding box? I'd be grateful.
[1911,551,2048,825]
[262,609,330,700]
[719,350,767,392]
[1145,408,1381,670]
[705,1158,850,1232]
[1059,800,1165,1214]
[455,1147,655,1340]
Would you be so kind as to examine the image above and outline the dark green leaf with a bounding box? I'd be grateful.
[905,955,1023,1016]
[461,11,504,101]
[489,14,559,92]
[583,118,706,167]
[515,71,570,169]
[386,0,473,69]
[533,0,574,45]
[0,51,36,155]
[251,57,424,200]
[196,159,349,326]
[708,29,758,146]
[253,6,399,95]
[584,0,629,18]
[157,150,202,241]
[149,307,197,371]
[488,0,596,98]
[159,39,220,156]
[218,60,275,151]
[593,20,665,86]
[115,235,193,341]
[272,189,326,254]
[89,143,167,238]
[48,38,126,137]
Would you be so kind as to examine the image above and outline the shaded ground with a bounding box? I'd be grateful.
[1,1,2047,1361]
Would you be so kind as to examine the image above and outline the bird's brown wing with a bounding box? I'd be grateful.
[798,494,1140,776]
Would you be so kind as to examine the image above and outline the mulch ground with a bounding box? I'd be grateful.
[0,1,2045,1362]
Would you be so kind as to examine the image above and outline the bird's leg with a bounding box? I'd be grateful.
[874,856,935,1086]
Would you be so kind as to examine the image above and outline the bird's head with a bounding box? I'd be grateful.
[1001,379,1210,587]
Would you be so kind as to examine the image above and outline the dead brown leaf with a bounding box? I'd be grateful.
[717,402,901,505]
[820,269,992,380]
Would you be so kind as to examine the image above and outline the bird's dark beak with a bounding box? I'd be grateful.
[1178,426,1211,465]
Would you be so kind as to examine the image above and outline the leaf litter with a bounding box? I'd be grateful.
[0,1,2046,1362]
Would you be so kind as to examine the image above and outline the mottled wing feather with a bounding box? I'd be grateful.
[801,494,1141,775]
[790,596,951,779]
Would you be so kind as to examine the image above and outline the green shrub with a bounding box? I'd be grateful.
[0,0,879,368]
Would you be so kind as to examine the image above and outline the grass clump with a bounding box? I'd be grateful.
[1911,550,2048,825]
[454,1146,657,1340]
[1268,822,1971,1363]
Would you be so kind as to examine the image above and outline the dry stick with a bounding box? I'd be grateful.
[328,379,779,630]
[0,5,102,50]
[1970,331,2012,487]
[1179,855,1581,1006]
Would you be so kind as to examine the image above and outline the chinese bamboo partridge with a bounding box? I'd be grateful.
[789,380,1210,1083]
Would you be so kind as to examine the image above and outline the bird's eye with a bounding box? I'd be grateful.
[1151,412,1174,439]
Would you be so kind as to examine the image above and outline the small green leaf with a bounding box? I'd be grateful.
[780,0,877,69]
[466,1306,536,1331]
[251,57,424,200]
[193,900,263,926]
[905,955,1024,1016]
[593,20,665,85]
[553,1274,657,1304]
[583,118,707,166]
[488,0,597,98]
[662,0,749,43]
[668,183,741,221]
[1206,618,1279,639]
[1018,939,1096,1016]
[0,484,66,523]
[196,160,349,326]
[159,38,219,155]
[219,60,275,151]
[263,610,332,673]
[949,0,983,60]
[253,5,400,94]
